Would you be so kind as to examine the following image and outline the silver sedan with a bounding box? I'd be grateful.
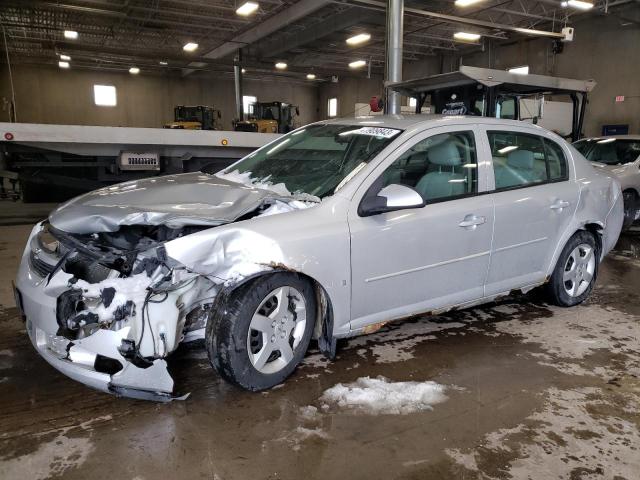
[574,135,640,229]
[15,115,623,400]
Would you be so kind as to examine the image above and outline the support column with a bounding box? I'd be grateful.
[384,0,404,115]
[234,50,243,120]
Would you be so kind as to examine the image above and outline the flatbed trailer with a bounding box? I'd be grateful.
[0,123,279,202]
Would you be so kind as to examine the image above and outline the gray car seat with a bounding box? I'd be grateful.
[414,140,466,201]
[495,149,545,188]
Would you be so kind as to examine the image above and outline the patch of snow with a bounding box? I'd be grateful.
[272,426,329,452]
[320,376,448,414]
[298,405,319,421]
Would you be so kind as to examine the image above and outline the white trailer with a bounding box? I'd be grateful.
[0,123,279,202]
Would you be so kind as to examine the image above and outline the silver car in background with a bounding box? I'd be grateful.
[15,116,623,400]
[574,135,640,229]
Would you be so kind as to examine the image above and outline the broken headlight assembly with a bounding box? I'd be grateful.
[35,225,60,255]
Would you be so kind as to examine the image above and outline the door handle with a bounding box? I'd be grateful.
[459,215,486,229]
[550,200,570,210]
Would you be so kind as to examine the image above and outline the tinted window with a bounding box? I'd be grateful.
[574,138,640,165]
[488,131,568,190]
[380,131,478,202]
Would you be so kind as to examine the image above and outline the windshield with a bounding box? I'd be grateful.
[574,138,640,165]
[215,124,402,198]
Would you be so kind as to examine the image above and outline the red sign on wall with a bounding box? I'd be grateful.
[615,96,625,103]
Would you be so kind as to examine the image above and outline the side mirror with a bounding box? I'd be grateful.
[359,184,424,217]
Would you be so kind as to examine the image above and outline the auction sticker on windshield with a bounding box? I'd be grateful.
[352,127,401,138]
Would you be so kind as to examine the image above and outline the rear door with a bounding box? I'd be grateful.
[480,126,579,295]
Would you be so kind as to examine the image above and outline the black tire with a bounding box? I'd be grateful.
[546,230,599,307]
[206,273,316,391]
[622,190,638,231]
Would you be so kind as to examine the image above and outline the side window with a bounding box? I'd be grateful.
[380,131,478,203]
[543,139,569,181]
[489,131,566,190]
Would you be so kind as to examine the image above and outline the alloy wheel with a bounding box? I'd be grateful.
[246,286,307,374]
[563,243,596,297]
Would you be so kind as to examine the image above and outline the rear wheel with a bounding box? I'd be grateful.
[622,190,638,230]
[546,231,598,307]
[206,273,316,391]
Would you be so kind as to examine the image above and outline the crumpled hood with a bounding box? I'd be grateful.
[49,172,278,234]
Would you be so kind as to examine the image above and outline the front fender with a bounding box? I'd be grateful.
[163,198,352,337]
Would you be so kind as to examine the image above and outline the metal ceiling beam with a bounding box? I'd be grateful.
[254,7,382,59]
[1,37,368,77]
[183,0,333,76]
[347,0,567,38]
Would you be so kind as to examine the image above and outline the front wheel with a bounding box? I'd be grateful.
[206,273,316,391]
[546,231,598,307]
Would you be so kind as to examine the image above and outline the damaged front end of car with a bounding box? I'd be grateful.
[17,174,324,401]
[24,221,222,401]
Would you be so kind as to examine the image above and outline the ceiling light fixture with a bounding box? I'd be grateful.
[453,32,481,42]
[454,0,484,6]
[58,61,70,69]
[159,61,168,65]
[275,62,287,70]
[241,68,246,73]
[349,60,367,69]
[60,54,71,61]
[566,0,594,9]
[306,73,316,80]
[64,30,78,40]
[508,65,530,75]
[346,33,371,45]
[236,1,259,16]
[129,67,140,74]
[183,42,198,52]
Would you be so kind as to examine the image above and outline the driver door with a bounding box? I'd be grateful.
[348,127,494,330]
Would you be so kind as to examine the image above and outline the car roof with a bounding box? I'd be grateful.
[319,114,545,130]
[578,135,640,141]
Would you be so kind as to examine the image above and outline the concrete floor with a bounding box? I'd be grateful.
[0,224,638,480]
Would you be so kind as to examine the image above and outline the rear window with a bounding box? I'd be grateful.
[488,131,569,190]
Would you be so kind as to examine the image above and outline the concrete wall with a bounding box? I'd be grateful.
[443,15,640,136]
[0,65,319,129]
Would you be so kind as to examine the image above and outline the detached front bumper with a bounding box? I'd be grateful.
[15,224,176,401]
